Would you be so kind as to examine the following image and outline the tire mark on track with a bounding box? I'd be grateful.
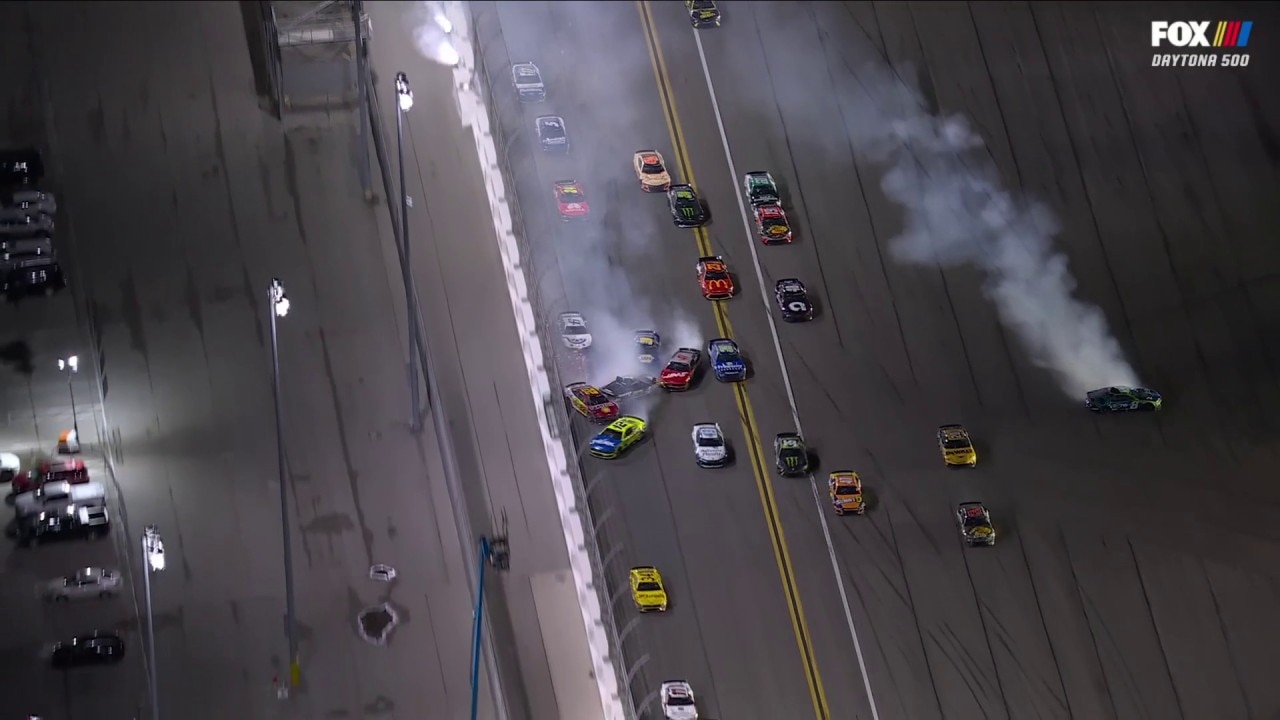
[1058,528,1120,719]
[1125,538,1186,720]
[1200,556,1253,717]
[958,541,1012,719]
[1015,533,1072,718]
[883,502,945,717]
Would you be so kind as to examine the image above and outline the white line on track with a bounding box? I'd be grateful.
[690,26,883,720]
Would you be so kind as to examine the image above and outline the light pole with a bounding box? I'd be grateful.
[141,524,166,720]
[395,71,421,432]
[57,355,79,440]
[268,278,300,688]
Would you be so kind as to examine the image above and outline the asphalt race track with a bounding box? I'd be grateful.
[476,2,1280,719]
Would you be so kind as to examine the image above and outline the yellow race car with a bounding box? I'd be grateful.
[937,424,977,467]
[629,566,668,612]
[589,416,647,459]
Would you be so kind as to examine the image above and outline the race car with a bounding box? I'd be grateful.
[635,330,662,365]
[559,311,592,351]
[828,472,865,516]
[754,203,792,244]
[774,433,809,477]
[1085,386,1162,413]
[629,566,669,612]
[659,348,701,391]
[511,61,545,102]
[695,256,734,300]
[667,184,708,228]
[589,416,647,459]
[686,0,720,28]
[743,171,780,206]
[601,375,657,400]
[535,115,569,153]
[691,422,728,467]
[937,424,977,467]
[775,279,814,322]
[565,382,619,423]
[707,338,746,382]
[553,180,589,220]
[633,150,671,192]
[957,501,997,546]
[660,680,699,720]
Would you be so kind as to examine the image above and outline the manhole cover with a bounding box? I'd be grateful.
[369,563,396,582]
[357,604,399,646]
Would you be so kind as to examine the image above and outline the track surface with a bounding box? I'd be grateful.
[477,2,1280,719]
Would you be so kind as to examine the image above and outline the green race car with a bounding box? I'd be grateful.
[1085,386,1162,413]
[667,184,708,228]
[774,433,809,476]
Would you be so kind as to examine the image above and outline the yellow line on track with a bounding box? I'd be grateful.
[636,3,830,718]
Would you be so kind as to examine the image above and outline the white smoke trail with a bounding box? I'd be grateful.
[410,1,461,66]
[840,63,1138,398]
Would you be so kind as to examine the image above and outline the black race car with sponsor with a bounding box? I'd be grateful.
[775,278,814,322]
[667,184,708,228]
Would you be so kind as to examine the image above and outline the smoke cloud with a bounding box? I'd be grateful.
[410,2,460,66]
[841,64,1138,398]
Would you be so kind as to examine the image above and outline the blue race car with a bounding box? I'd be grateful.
[708,338,746,382]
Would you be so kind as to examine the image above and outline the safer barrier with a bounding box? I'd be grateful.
[442,4,635,719]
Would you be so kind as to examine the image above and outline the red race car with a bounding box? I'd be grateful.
[696,256,735,300]
[11,457,89,494]
[565,382,620,423]
[754,203,792,244]
[554,180,590,220]
[659,348,702,391]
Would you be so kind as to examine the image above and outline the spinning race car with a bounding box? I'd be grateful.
[659,348,701,391]
[601,375,657,400]
[553,180,590,220]
[564,382,619,423]
[635,331,661,365]
[589,416,647,459]
[696,256,734,300]
[558,312,592,351]
[633,150,671,192]
[1085,386,1162,413]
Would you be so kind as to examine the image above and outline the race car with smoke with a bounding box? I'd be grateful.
[828,471,865,516]
[686,0,720,28]
[937,424,977,467]
[601,375,657,400]
[774,433,810,477]
[553,180,590,220]
[564,382,619,423]
[1085,386,1162,413]
[589,416,647,459]
[667,184,708,228]
[696,256,734,300]
[775,279,814,322]
[511,61,545,102]
[659,348,702,391]
[691,422,728,468]
[559,312,592,351]
[633,150,671,192]
[743,171,780,207]
[635,331,661,365]
[708,338,745,382]
[957,501,996,546]
[536,115,569,153]
[754,204,792,244]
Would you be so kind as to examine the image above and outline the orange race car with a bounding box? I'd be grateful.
[695,256,735,300]
[828,471,865,516]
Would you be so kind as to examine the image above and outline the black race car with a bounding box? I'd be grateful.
[774,433,810,477]
[535,115,569,153]
[667,184,708,228]
[686,0,721,28]
[1085,386,1162,413]
[601,375,658,400]
[775,278,814,322]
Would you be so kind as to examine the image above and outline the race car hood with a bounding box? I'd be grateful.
[661,368,691,383]
[563,333,592,349]
[634,589,667,607]
[561,202,587,213]
[590,434,623,454]
[945,448,974,460]
[714,357,745,373]
[663,703,698,720]
[965,525,994,538]
[642,171,671,186]
[589,404,619,420]
[834,494,863,508]
[695,445,727,462]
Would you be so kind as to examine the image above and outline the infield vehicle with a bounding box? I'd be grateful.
[691,422,728,467]
[660,680,699,720]
[8,189,57,214]
[50,632,125,668]
[589,416,647,459]
[774,433,809,477]
[828,472,865,515]
[743,171,780,206]
[775,279,814,322]
[754,203,792,244]
[44,568,122,602]
[535,115,569,153]
[601,375,657,400]
[0,147,43,185]
[553,180,590,220]
[14,480,105,519]
[937,424,977,467]
[558,312,592,351]
[18,504,111,547]
[635,330,661,365]
[957,501,996,546]
[1085,386,1162,413]
[633,150,671,192]
[667,184,708,228]
[510,61,545,102]
[565,382,619,423]
[695,256,734,300]
[3,256,64,300]
[659,348,701,391]
[0,214,53,238]
[685,0,720,28]
[707,338,746,382]
[629,566,669,612]
[10,457,89,494]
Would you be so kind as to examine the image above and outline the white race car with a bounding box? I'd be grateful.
[691,423,727,468]
[660,680,699,720]
[559,311,592,351]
